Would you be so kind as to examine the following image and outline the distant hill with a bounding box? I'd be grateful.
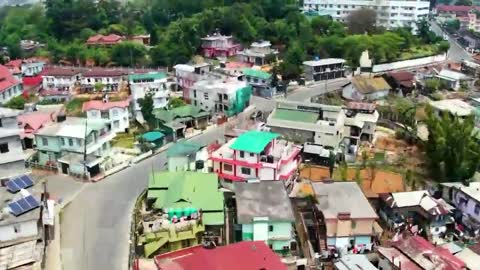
[0,0,41,7]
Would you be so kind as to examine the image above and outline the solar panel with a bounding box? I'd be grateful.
[5,175,34,193]
[8,196,40,216]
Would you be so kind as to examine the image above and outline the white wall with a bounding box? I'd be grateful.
[0,84,22,105]
[0,220,38,242]
[42,75,78,91]
[236,165,256,179]
[234,150,258,163]
[259,167,275,180]
[131,79,169,111]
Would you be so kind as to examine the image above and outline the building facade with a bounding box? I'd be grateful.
[303,0,430,31]
[201,32,241,58]
[234,181,296,253]
[238,41,279,66]
[34,117,115,178]
[128,72,170,120]
[174,63,212,90]
[0,65,23,105]
[80,69,126,92]
[82,99,130,133]
[41,67,82,93]
[211,131,301,182]
[238,68,275,98]
[441,182,480,235]
[342,76,391,101]
[189,79,250,114]
[303,58,346,82]
[0,108,27,178]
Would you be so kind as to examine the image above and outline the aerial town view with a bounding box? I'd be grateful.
[4,0,480,269]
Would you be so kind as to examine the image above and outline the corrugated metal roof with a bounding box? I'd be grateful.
[230,130,279,153]
[271,108,319,123]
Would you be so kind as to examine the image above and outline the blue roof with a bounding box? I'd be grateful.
[142,131,165,142]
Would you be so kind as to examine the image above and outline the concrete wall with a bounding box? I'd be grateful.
[35,135,61,153]
[452,188,480,223]
[168,156,189,172]
[243,221,293,251]
[269,126,314,143]
[234,149,258,163]
[0,219,38,242]
[326,219,375,238]
[236,165,256,179]
[0,160,26,179]
[259,167,275,180]
[87,107,129,133]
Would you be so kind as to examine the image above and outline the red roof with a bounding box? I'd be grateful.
[154,241,287,270]
[5,59,22,69]
[0,65,21,93]
[347,102,376,111]
[17,111,53,138]
[83,69,126,77]
[82,99,130,111]
[41,67,82,77]
[86,34,125,45]
[436,5,480,13]
[392,236,466,270]
[23,75,43,86]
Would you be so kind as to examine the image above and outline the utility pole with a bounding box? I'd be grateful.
[83,118,88,181]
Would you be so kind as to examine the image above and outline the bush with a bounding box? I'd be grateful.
[4,95,26,110]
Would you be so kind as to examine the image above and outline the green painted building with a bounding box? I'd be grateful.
[153,105,210,141]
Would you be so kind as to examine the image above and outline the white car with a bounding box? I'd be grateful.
[443,33,449,41]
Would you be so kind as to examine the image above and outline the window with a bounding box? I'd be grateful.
[68,138,73,146]
[13,224,21,233]
[223,163,233,172]
[204,93,209,100]
[0,143,9,153]
[42,138,48,146]
[61,138,65,145]
[91,111,98,117]
[102,143,107,150]
[249,153,254,157]
[112,109,118,117]
[194,100,197,106]
[475,204,480,215]
[351,220,357,229]
[193,90,197,98]
[0,119,2,127]
[240,151,245,158]
[241,167,251,175]
[269,225,274,232]
[114,121,120,128]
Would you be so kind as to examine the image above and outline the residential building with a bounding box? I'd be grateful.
[128,72,169,121]
[210,131,301,182]
[454,243,480,270]
[238,40,279,66]
[41,67,82,93]
[303,58,346,82]
[0,108,27,178]
[34,117,115,178]
[86,34,125,47]
[0,65,23,105]
[377,236,466,270]
[201,32,241,58]
[429,99,474,119]
[174,63,212,90]
[385,71,416,96]
[311,181,379,252]
[440,182,480,235]
[140,171,224,256]
[17,111,54,149]
[302,0,430,31]
[82,99,130,133]
[234,181,296,253]
[5,59,45,78]
[0,175,44,270]
[20,40,44,52]
[166,141,209,173]
[238,68,275,98]
[435,5,480,32]
[266,101,379,159]
[80,69,126,92]
[435,69,470,90]
[342,76,392,101]
[379,191,455,241]
[189,79,252,114]
[153,241,288,270]
[334,254,378,270]
[154,105,210,141]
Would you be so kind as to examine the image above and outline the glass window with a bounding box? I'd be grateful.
[204,93,209,100]
[241,167,251,175]
[0,143,9,153]
[42,138,48,146]
[269,225,274,232]
[112,109,118,117]
[61,138,65,145]
[68,138,73,146]
[223,163,233,172]
[240,151,245,158]
[475,204,480,215]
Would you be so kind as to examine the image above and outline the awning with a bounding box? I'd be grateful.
[142,131,165,142]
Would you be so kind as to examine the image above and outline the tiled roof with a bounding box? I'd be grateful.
[83,69,126,77]
[351,76,391,94]
[82,99,129,111]
[86,34,124,44]
[18,111,53,132]
[436,5,480,13]
[0,65,21,93]
[388,71,415,82]
[5,59,22,69]
[154,241,287,270]
[41,67,82,77]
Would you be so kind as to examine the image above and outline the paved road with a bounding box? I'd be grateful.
[61,127,224,270]
[430,21,473,62]
[285,78,349,102]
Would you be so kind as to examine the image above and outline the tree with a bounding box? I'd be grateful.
[424,105,480,182]
[346,9,377,34]
[445,19,460,33]
[4,95,26,110]
[138,94,155,129]
[354,167,363,185]
[339,161,348,181]
[279,42,304,80]
[455,0,472,5]
[168,97,186,109]
[361,150,368,168]
[424,79,442,93]
[110,41,147,66]
[94,82,104,92]
[367,159,377,181]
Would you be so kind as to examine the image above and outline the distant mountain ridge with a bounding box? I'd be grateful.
[0,0,41,7]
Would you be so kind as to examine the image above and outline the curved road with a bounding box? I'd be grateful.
[61,127,224,270]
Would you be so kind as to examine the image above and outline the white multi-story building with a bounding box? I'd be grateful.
[41,67,82,93]
[82,99,130,133]
[189,79,250,113]
[302,0,430,31]
[128,72,170,121]
[0,108,27,178]
[81,69,126,92]
[238,41,279,66]
[0,65,23,105]
[266,101,379,159]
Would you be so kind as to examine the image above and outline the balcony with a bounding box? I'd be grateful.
[85,131,115,155]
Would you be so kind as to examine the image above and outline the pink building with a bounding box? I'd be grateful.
[210,131,301,182]
[17,111,54,149]
[201,32,241,58]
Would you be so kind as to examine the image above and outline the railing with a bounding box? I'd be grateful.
[25,160,58,171]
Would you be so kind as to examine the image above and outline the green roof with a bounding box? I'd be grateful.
[148,172,224,225]
[230,131,280,153]
[128,72,167,81]
[167,141,204,157]
[272,108,319,123]
[141,131,164,142]
[242,68,271,80]
[154,105,210,123]
[203,212,225,225]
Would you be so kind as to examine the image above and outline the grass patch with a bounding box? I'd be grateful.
[112,132,136,148]
[373,152,386,162]
[65,98,89,116]
[399,45,438,61]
